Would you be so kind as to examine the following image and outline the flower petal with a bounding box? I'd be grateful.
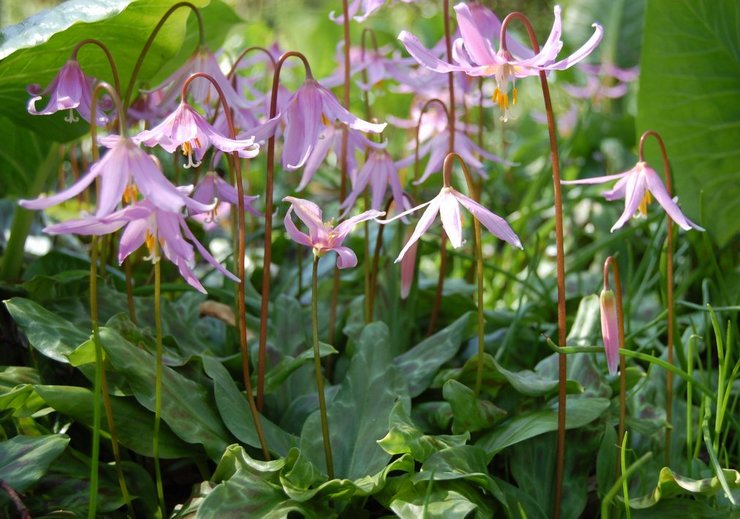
[283,196,325,242]
[283,206,314,248]
[395,195,441,263]
[643,165,705,231]
[611,169,644,232]
[454,189,523,248]
[334,246,358,269]
[398,30,462,74]
[439,189,464,248]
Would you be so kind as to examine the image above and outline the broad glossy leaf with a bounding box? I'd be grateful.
[378,401,469,463]
[477,397,610,455]
[34,384,191,458]
[442,379,506,434]
[0,434,69,491]
[263,342,338,395]
[98,326,232,459]
[395,312,476,397]
[301,322,409,479]
[637,0,740,246]
[388,478,491,519]
[4,297,89,363]
[630,466,740,509]
[201,355,298,457]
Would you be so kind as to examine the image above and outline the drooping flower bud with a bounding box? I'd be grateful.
[600,288,620,375]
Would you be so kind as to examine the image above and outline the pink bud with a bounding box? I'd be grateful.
[400,237,418,299]
[600,289,620,375]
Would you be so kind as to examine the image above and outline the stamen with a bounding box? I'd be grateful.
[638,191,652,217]
[321,113,331,126]
[144,229,160,262]
[64,109,79,123]
[513,87,518,106]
[123,184,139,204]
[182,141,202,169]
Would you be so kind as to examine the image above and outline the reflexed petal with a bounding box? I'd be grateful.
[181,219,240,282]
[283,196,325,242]
[611,170,644,232]
[603,175,630,201]
[544,23,604,71]
[333,209,385,243]
[395,196,441,263]
[454,2,498,65]
[643,165,705,231]
[561,172,628,185]
[523,5,563,67]
[334,246,358,269]
[398,30,462,74]
[118,218,149,262]
[439,189,463,248]
[454,190,523,248]
[19,159,103,211]
[319,85,386,133]
[283,206,314,248]
[297,124,337,191]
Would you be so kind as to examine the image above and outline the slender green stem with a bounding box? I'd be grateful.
[124,257,138,324]
[687,335,696,475]
[702,397,737,505]
[122,2,205,112]
[88,237,102,519]
[153,257,165,515]
[312,256,335,479]
[604,256,627,461]
[620,431,631,519]
[500,14,568,517]
[601,451,651,519]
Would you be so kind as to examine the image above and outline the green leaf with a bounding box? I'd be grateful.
[34,385,191,458]
[378,401,469,463]
[201,355,298,457]
[0,434,69,491]
[630,466,740,509]
[98,326,232,459]
[477,397,610,455]
[596,423,618,498]
[637,0,740,245]
[301,322,409,479]
[4,297,89,363]
[395,312,476,397]
[263,342,338,395]
[442,379,506,435]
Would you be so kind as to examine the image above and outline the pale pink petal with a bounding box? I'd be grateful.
[319,85,386,133]
[400,237,418,299]
[454,190,523,248]
[561,172,628,185]
[454,2,498,65]
[439,189,464,248]
[283,196,325,242]
[283,206,314,247]
[611,171,645,232]
[395,196,441,263]
[334,246,358,269]
[600,289,620,376]
[643,166,705,231]
[333,209,385,243]
[398,31,462,74]
[283,83,323,169]
[544,23,604,71]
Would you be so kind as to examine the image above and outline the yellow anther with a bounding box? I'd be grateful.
[638,191,652,217]
[182,141,192,156]
[145,229,156,255]
[512,87,518,106]
[194,137,202,149]
[321,113,332,126]
[123,184,139,204]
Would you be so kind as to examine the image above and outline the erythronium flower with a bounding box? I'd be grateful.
[391,186,522,263]
[27,59,109,125]
[330,0,416,23]
[191,171,261,221]
[320,43,417,92]
[283,196,384,269]
[253,79,386,171]
[600,288,619,376]
[341,148,409,216]
[399,3,604,119]
[561,161,705,232]
[45,200,238,294]
[19,135,212,217]
[134,101,260,168]
[396,128,513,184]
[563,63,638,102]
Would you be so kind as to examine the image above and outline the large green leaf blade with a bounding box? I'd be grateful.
[637,0,740,245]
[0,434,69,491]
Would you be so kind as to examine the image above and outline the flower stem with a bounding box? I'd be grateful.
[124,257,138,325]
[153,257,165,515]
[604,256,627,468]
[182,72,270,459]
[259,51,313,404]
[72,39,122,97]
[638,130,674,466]
[501,14,568,517]
[313,255,335,479]
[123,2,205,112]
[88,236,102,519]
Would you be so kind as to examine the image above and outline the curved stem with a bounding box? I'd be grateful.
[443,0,456,152]
[259,51,313,406]
[153,257,165,515]
[501,12,568,518]
[604,256,627,473]
[182,72,271,459]
[638,130,674,466]
[72,39,122,97]
[123,2,206,112]
[227,46,277,79]
[313,256,335,479]
[442,153,485,396]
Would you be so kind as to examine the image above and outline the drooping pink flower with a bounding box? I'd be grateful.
[341,148,410,216]
[563,63,639,102]
[190,171,261,222]
[390,186,522,263]
[44,200,238,294]
[282,196,384,269]
[27,59,109,125]
[561,161,704,232]
[19,135,212,217]
[600,288,619,376]
[399,3,604,119]
[134,101,260,168]
[329,0,416,23]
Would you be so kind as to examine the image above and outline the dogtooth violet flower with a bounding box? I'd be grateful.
[330,0,416,23]
[341,148,410,217]
[600,288,620,376]
[388,185,522,263]
[190,171,261,222]
[27,59,110,125]
[249,79,386,172]
[399,3,603,119]
[561,161,705,233]
[134,100,260,168]
[283,196,384,269]
[19,135,214,217]
[44,199,238,294]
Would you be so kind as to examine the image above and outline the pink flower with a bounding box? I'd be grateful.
[282,196,384,269]
[600,288,619,376]
[341,149,409,216]
[19,135,212,217]
[391,186,522,263]
[399,4,603,119]
[43,200,238,294]
[330,0,416,23]
[561,161,704,232]
[190,171,261,221]
[134,101,260,168]
[27,59,109,125]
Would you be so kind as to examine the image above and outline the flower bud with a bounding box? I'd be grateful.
[600,289,620,375]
